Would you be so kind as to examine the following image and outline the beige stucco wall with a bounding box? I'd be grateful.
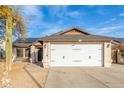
[30,45,35,63]
[12,48,17,62]
[62,30,84,35]
[42,42,50,68]
[104,42,112,67]
[31,42,42,63]
[43,42,112,68]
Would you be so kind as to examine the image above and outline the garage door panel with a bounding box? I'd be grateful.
[50,44,102,67]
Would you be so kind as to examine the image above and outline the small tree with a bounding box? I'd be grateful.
[0,5,26,87]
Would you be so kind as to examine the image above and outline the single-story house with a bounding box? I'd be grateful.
[13,28,119,68]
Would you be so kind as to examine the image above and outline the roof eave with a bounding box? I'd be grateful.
[43,39,112,42]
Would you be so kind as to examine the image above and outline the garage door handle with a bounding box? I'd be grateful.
[63,56,65,59]
[89,56,91,59]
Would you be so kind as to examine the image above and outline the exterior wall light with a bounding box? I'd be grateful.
[107,44,110,48]
[78,39,83,42]
[44,44,46,48]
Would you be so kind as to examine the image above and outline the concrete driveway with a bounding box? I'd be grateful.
[45,64,124,88]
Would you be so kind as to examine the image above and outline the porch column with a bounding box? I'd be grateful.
[12,48,17,62]
[35,48,38,62]
[23,48,25,58]
[104,42,112,67]
[42,42,50,68]
[30,45,35,63]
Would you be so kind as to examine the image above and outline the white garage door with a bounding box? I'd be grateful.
[50,44,103,67]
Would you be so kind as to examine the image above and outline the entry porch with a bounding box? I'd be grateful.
[13,41,43,66]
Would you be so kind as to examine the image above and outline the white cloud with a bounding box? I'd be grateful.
[16,5,46,37]
[110,18,117,21]
[100,25,122,31]
[18,5,44,26]
[67,11,85,18]
[18,6,68,37]
[119,13,124,16]
[45,6,86,20]
[87,23,124,35]
[20,6,43,18]
[41,26,65,36]
[88,17,118,30]
[44,5,68,19]
[96,6,110,15]
[68,11,80,16]
[101,17,117,25]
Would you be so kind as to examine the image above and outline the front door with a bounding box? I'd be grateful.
[38,48,43,61]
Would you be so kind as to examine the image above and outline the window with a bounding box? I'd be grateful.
[17,48,30,58]
[17,48,23,57]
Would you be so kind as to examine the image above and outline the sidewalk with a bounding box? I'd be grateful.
[0,62,49,88]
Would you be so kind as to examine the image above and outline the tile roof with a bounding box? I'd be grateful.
[13,38,40,47]
[51,28,91,36]
[116,38,124,43]
[42,34,115,41]
[13,27,119,47]
[14,38,40,43]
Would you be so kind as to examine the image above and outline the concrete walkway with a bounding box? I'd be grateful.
[45,64,124,88]
[0,62,49,88]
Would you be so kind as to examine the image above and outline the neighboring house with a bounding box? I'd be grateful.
[0,37,5,60]
[112,38,124,64]
[13,28,118,68]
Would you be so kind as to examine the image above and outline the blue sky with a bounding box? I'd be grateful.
[19,5,124,38]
